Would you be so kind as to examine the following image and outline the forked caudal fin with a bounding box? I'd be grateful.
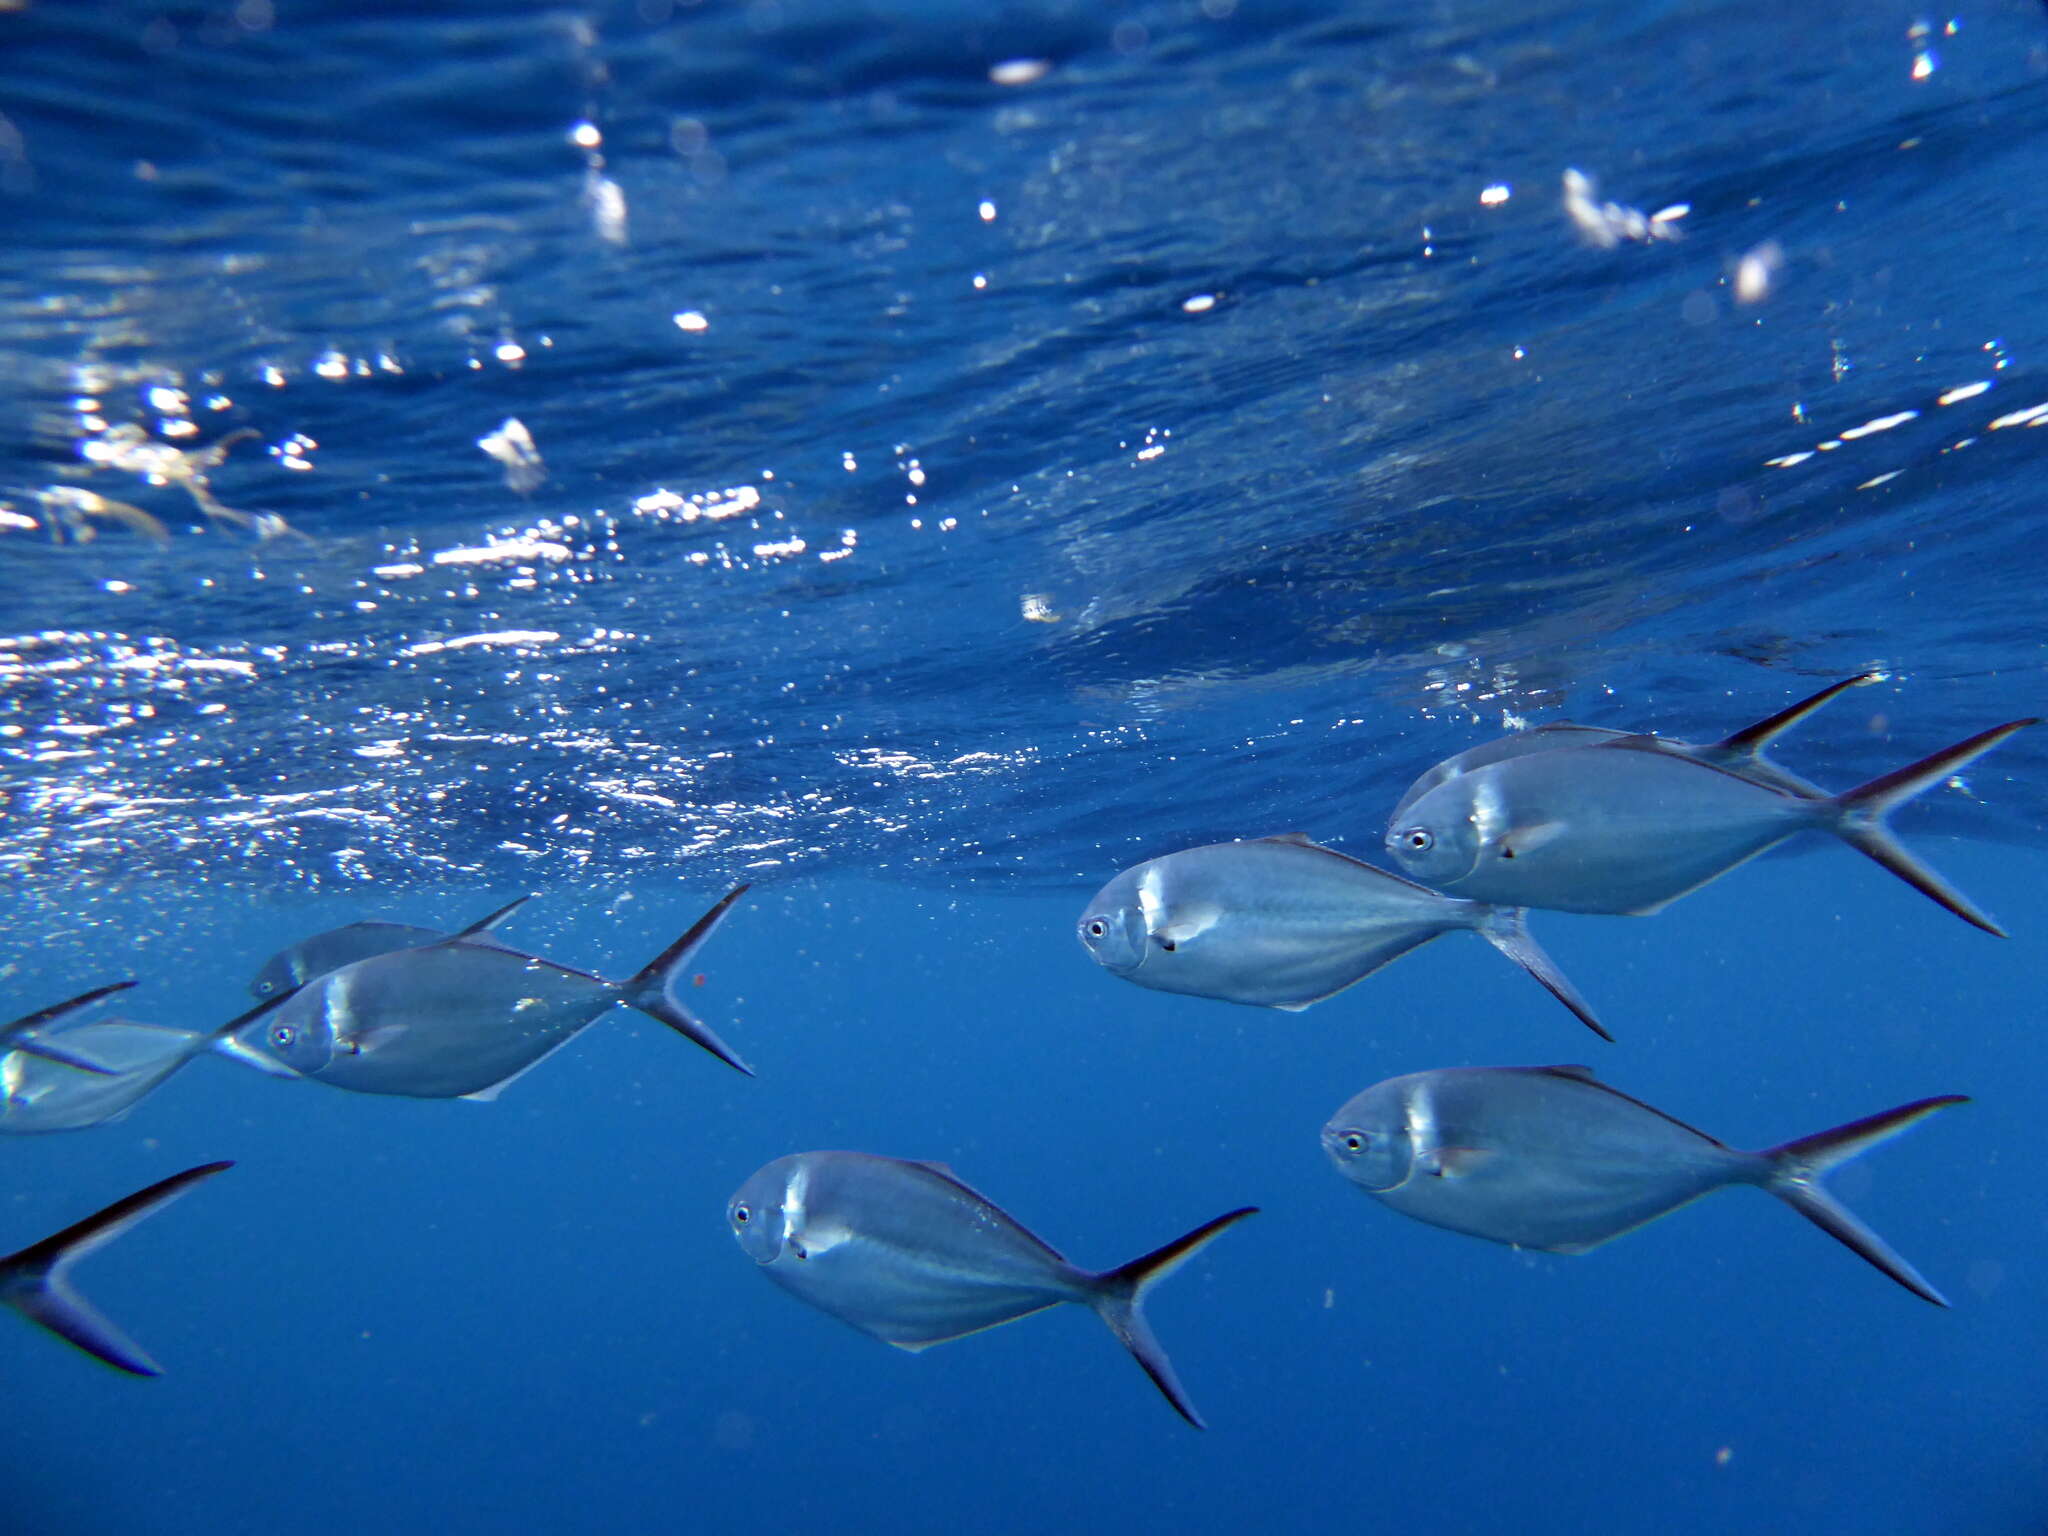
[621,884,754,1076]
[198,993,304,1079]
[1084,1205,1258,1430]
[1829,718,2037,936]
[0,1161,233,1375]
[1761,1095,1967,1308]
[1475,908,1612,1042]
[1713,673,1881,759]
[0,982,136,1077]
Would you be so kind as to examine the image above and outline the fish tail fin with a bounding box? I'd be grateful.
[1713,673,1882,758]
[452,893,536,939]
[0,1161,232,1375]
[1761,1096,1967,1308]
[1475,908,1612,1042]
[1085,1206,1258,1429]
[0,982,137,1077]
[195,997,304,1078]
[1829,719,2036,936]
[621,885,753,1076]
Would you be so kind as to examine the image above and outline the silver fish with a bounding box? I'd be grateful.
[1385,718,2034,933]
[1078,834,1608,1040]
[230,885,751,1098]
[0,983,136,1078]
[1323,1064,1963,1305]
[728,1150,1256,1428]
[2,1017,207,1134]
[1387,672,1878,825]
[248,893,533,1000]
[0,1160,232,1375]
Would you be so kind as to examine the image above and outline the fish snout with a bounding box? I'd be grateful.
[1321,1121,1414,1192]
[1385,819,1471,884]
[728,1197,786,1264]
[1076,904,1147,975]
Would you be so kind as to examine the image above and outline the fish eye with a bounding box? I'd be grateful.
[255,980,275,997]
[732,1205,750,1225]
[270,1024,295,1048]
[1402,829,1433,852]
[1085,918,1106,939]
[1343,1133,1364,1153]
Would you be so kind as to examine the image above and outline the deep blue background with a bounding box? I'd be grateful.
[4,2,2048,1532]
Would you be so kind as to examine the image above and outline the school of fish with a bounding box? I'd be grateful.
[1,676,2031,1425]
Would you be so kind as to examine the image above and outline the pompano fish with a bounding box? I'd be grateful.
[1,1161,233,1374]
[3,1015,208,1134]
[1078,833,1609,1040]
[1387,672,1878,825]
[229,885,752,1098]
[1385,718,2034,933]
[0,983,136,1078]
[248,893,533,1000]
[1322,1064,1963,1305]
[728,1150,1257,1428]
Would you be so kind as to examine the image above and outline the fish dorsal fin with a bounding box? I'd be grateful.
[1588,733,1791,791]
[1255,833,1447,895]
[1528,1066,1731,1148]
[453,893,536,940]
[1714,673,1881,758]
[901,1159,1070,1265]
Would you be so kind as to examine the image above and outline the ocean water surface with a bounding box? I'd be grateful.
[3,2,2048,1532]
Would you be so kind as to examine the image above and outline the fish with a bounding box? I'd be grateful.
[1384,717,2034,933]
[1078,834,1609,1040]
[248,893,534,1000]
[1322,1064,1964,1305]
[2,1014,209,1134]
[0,1160,233,1374]
[728,1150,1257,1428]
[1387,672,1879,825]
[227,884,752,1097]
[0,982,137,1078]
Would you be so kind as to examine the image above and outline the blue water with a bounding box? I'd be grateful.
[4,1,2048,1531]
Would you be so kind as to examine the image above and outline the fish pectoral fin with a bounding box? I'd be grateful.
[1268,1000,1313,1013]
[1540,1063,1599,1081]
[1418,1146,1494,1179]
[347,1023,410,1054]
[1152,903,1222,949]
[1254,831,1321,848]
[1496,820,1568,860]
[913,1160,957,1178]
